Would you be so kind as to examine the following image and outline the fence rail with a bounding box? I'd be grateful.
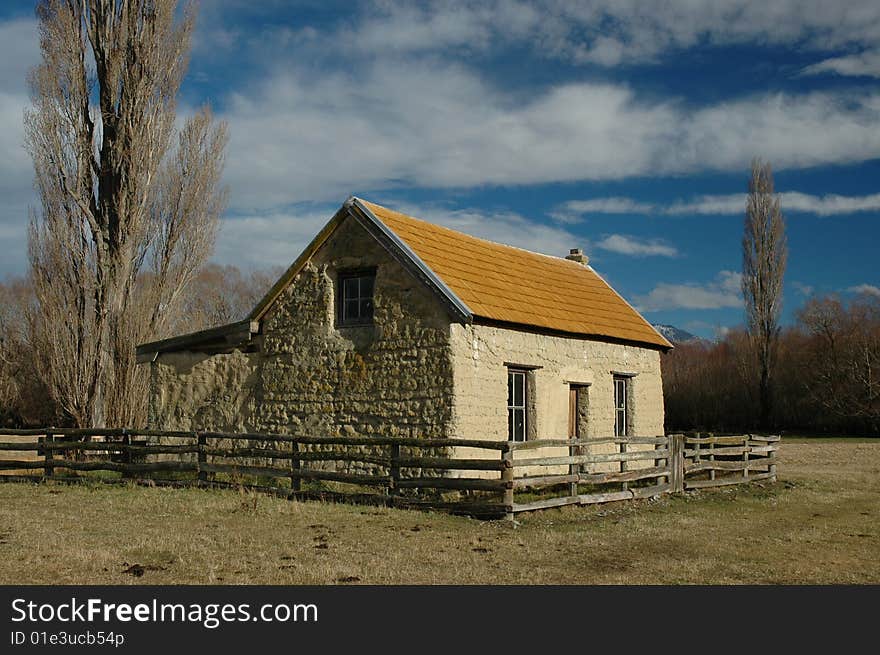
[682,433,779,490]
[0,428,779,518]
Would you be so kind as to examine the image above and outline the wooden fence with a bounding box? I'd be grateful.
[507,436,672,513]
[0,428,778,519]
[681,433,779,490]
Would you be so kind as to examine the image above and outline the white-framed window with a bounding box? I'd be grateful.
[507,368,528,442]
[614,375,629,437]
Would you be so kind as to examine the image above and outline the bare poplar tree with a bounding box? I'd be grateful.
[25,0,228,427]
[741,158,787,428]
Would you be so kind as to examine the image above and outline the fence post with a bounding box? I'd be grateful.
[568,439,578,497]
[654,438,667,487]
[769,436,777,482]
[670,433,684,493]
[122,428,132,479]
[43,427,55,479]
[197,432,206,486]
[389,442,400,499]
[708,434,715,481]
[742,434,750,480]
[501,445,514,520]
[619,439,628,492]
[290,440,302,493]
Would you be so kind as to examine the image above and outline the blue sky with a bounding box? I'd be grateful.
[1,1,879,338]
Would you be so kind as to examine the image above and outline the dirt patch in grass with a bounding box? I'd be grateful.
[0,440,877,584]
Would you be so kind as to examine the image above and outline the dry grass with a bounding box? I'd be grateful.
[0,439,877,584]
[0,434,42,475]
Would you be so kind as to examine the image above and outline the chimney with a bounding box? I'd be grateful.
[565,248,589,265]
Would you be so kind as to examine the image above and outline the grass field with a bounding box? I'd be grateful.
[0,438,877,584]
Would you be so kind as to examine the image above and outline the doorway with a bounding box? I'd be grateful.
[568,384,590,473]
[568,384,589,439]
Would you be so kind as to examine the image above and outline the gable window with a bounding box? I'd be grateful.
[337,269,375,326]
[613,375,629,437]
[507,368,528,442]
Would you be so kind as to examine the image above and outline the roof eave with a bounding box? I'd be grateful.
[135,319,260,363]
[471,316,673,352]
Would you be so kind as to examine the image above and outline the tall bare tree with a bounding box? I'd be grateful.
[741,158,787,428]
[25,0,228,427]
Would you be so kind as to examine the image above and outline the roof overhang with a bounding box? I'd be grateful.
[135,319,260,363]
[472,316,673,353]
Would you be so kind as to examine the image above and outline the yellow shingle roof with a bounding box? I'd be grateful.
[361,200,671,350]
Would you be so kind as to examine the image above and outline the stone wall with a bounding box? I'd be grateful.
[148,215,458,471]
[254,216,456,445]
[148,350,260,432]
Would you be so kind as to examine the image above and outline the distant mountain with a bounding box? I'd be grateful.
[652,324,704,345]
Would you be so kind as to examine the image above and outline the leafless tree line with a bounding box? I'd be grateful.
[0,264,279,428]
[663,292,880,436]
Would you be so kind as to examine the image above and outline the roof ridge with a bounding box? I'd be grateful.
[356,197,584,268]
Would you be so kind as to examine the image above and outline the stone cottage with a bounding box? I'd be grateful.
[137,197,672,453]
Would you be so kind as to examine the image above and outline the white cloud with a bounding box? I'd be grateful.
[801,50,880,79]
[339,3,497,55]
[571,191,880,217]
[0,18,38,89]
[669,191,880,216]
[0,18,39,278]
[215,209,334,269]
[0,17,38,198]
[778,192,880,216]
[848,284,880,297]
[633,271,743,312]
[214,200,582,270]
[321,1,880,69]
[551,197,655,222]
[595,234,677,258]
[221,69,689,209]
[0,91,32,207]
[220,60,880,211]
[674,92,880,173]
[665,195,747,215]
